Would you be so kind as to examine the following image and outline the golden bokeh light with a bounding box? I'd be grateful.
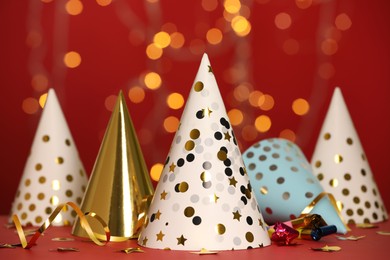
[170,32,185,49]
[255,115,272,133]
[65,0,83,16]
[224,0,241,14]
[231,15,251,37]
[63,51,81,68]
[162,22,177,34]
[206,28,223,45]
[167,92,184,110]
[39,93,48,108]
[233,83,251,102]
[31,74,49,91]
[153,31,171,48]
[144,72,162,90]
[321,38,338,55]
[258,94,274,111]
[248,90,263,107]
[335,13,352,31]
[228,108,244,126]
[283,38,300,55]
[279,129,296,142]
[295,0,312,9]
[202,0,218,11]
[292,98,310,115]
[150,163,164,181]
[128,86,145,104]
[22,97,39,114]
[146,43,163,60]
[104,94,117,111]
[96,0,112,6]
[163,116,179,133]
[275,12,292,30]
[241,125,258,142]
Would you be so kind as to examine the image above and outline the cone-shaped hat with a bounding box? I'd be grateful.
[243,138,348,234]
[138,54,271,250]
[72,91,154,240]
[9,89,88,226]
[311,87,388,224]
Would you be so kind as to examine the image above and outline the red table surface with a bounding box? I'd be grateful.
[0,215,389,260]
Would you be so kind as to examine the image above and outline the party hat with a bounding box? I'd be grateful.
[72,91,154,241]
[243,138,348,234]
[138,54,271,250]
[311,87,388,224]
[8,88,88,226]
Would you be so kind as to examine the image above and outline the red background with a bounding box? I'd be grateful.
[0,0,389,216]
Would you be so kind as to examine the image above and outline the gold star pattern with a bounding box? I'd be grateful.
[214,193,219,203]
[177,235,187,246]
[155,210,162,220]
[258,218,264,228]
[208,65,213,73]
[233,210,242,221]
[156,231,165,241]
[229,176,237,187]
[160,190,168,200]
[224,131,231,141]
[202,107,213,117]
[169,163,176,172]
[141,236,148,246]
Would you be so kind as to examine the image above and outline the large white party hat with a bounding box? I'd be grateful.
[311,87,388,224]
[9,89,88,226]
[138,54,271,250]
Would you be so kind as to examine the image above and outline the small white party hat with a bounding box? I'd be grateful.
[9,89,88,226]
[311,87,388,224]
[138,54,271,250]
[243,138,348,234]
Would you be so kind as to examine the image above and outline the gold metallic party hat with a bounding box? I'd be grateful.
[9,88,88,226]
[72,91,154,241]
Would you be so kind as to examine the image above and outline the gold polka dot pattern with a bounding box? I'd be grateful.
[8,89,89,226]
[310,88,388,224]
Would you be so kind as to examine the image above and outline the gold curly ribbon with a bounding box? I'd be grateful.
[12,201,110,249]
[300,192,350,231]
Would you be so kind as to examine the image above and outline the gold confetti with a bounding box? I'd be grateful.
[336,235,365,241]
[51,237,75,242]
[49,247,80,252]
[191,248,218,255]
[311,245,341,252]
[4,223,15,229]
[14,228,38,237]
[376,231,390,236]
[356,223,378,229]
[0,243,18,249]
[120,247,145,253]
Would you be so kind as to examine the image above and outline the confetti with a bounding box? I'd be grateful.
[51,237,75,242]
[336,235,365,241]
[190,248,218,255]
[120,247,145,253]
[311,245,341,252]
[49,247,80,252]
[0,243,18,249]
[356,223,378,229]
[376,231,390,236]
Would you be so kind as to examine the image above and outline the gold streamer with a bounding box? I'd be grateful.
[299,192,350,231]
[12,201,110,249]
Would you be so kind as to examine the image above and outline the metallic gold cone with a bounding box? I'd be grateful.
[72,91,154,241]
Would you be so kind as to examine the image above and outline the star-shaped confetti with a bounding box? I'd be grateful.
[356,223,378,229]
[224,132,231,141]
[214,193,219,203]
[155,210,162,220]
[233,210,242,221]
[141,236,148,246]
[156,231,165,241]
[208,65,213,73]
[229,176,238,187]
[336,235,365,241]
[160,190,168,200]
[191,248,218,255]
[49,247,79,252]
[169,163,176,172]
[311,245,341,252]
[377,231,390,236]
[52,237,74,242]
[120,247,145,254]
[202,107,213,117]
[177,235,187,246]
